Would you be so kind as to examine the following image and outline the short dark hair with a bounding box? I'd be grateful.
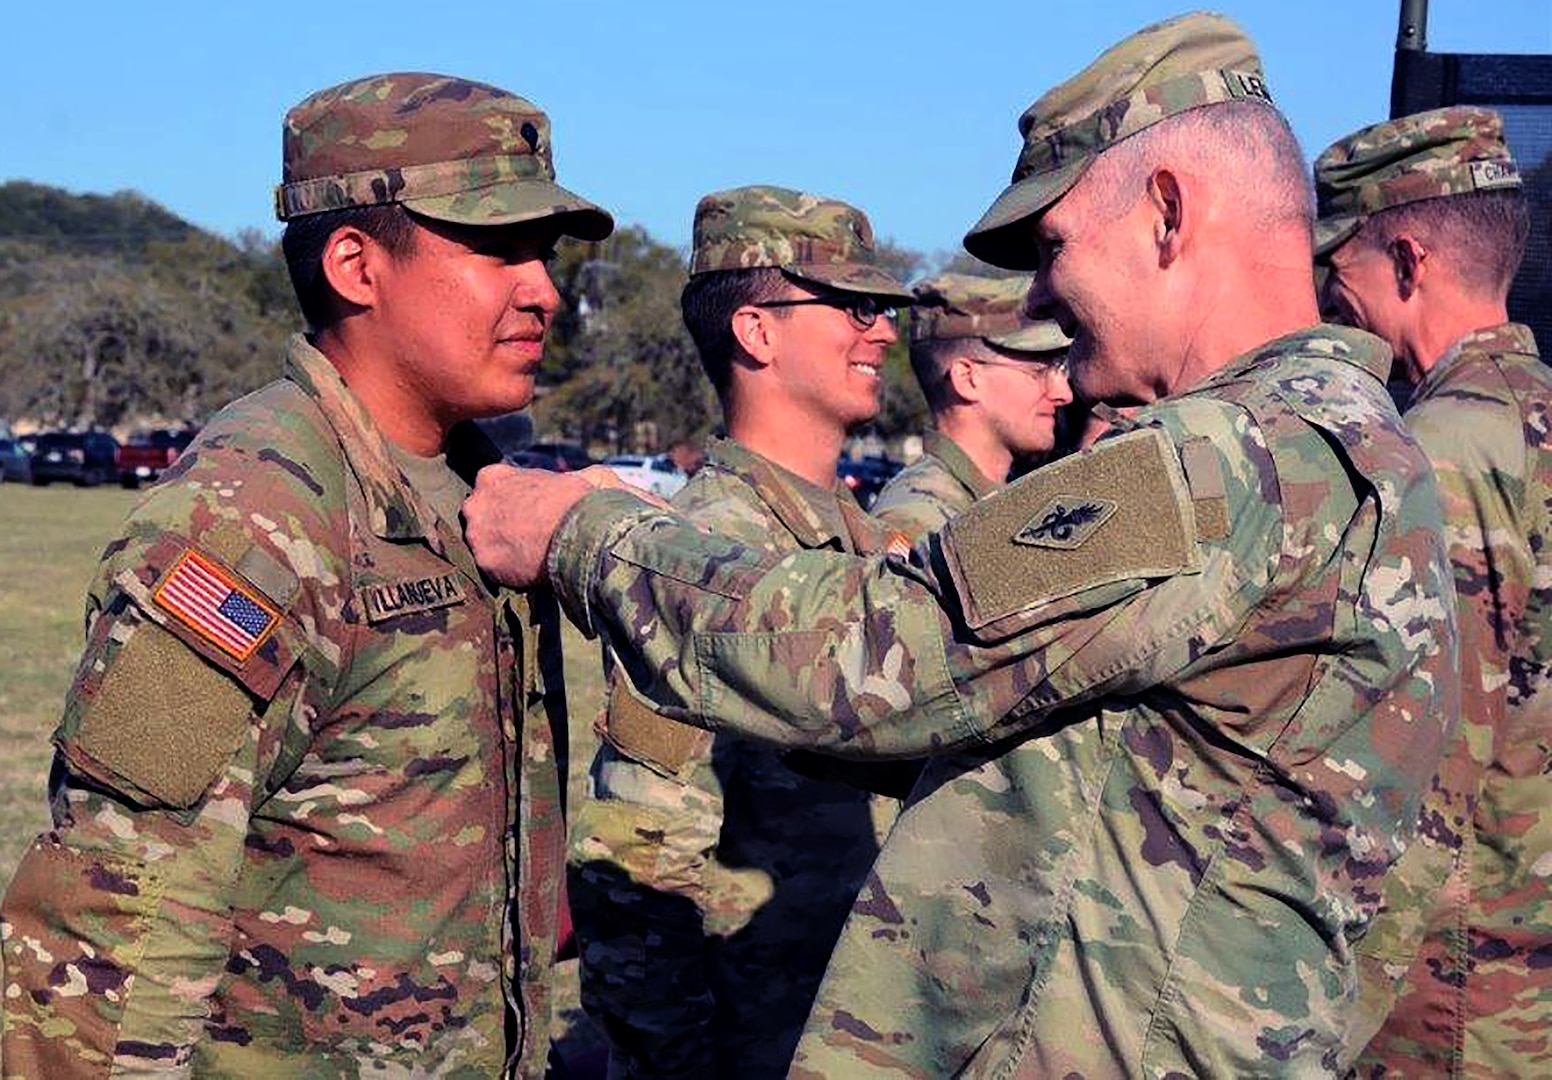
[281,203,418,330]
[679,267,789,398]
[1357,189,1529,299]
[909,337,968,412]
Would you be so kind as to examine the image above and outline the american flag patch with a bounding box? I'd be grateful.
[153,549,280,662]
[886,532,913,559]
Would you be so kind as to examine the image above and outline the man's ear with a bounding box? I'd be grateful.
[1390,234,1428,300]
[945,353,983,403]
[730,306,779,369]
[319,225,378,311]
[1147,167,1185,268]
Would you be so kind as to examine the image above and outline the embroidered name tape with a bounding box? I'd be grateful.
[154,549,281,662]
[1470,159,1520,190]
[358,572,467,624]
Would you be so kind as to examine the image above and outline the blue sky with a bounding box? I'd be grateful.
[6,1,1549,260]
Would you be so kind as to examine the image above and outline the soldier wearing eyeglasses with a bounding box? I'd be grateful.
[872,273,1073,540]
[564,184,915,1077]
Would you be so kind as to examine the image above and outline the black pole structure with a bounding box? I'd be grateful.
[1396,0,1429,52]
[1391,0,1436,118]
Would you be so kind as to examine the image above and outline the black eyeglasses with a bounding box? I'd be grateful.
[753,294,897,330]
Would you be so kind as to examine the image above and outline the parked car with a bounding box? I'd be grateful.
[118,428,197,488]
[837,455,901,509]
[0,437,34,483]
[30,431,120,487]
[531,441,595,471]
[601,454,689,498]
[505,441,594,473]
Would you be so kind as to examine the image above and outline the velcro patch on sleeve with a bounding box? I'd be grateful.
[1180,437,1231,542]
[153,549,280,663]
[941,427,1197,631]
[600,672,711,780]
[70,621,256,809]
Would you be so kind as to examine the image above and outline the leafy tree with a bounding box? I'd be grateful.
[536,226,715,450]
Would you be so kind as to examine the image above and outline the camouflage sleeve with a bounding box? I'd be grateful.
[568,737,724,1075]
[568,470,801,1073]
[550,416,1281,759]
[870,463,973,542]
[1,464,322,1074]
[1406,388,1530,712]
[870,494,958,544]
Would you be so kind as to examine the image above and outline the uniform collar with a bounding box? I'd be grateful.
[704,435,864,552]
[1411,321,1539,406]
[1193,323,1394,394]
[283,335,500,545]
[923,429,999,500]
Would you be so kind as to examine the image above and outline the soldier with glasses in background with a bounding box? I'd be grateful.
[567,185,916,1078]
[872,272,1072,539]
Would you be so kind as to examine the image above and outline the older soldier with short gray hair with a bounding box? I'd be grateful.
[1314,106,1551,1077]
[465,13,1458,1074]
[0,73,610,1076]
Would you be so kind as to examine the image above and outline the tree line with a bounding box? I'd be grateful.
[0,181,941,450]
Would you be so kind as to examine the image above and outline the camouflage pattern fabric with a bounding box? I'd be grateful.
[1353,322,1552,1077]
[964,11,1277,268]
[276,72,612,238]
[0,337,568,1076]
[871,430,998,541]
[545,325,1457,1076]
[1313,106,1522,258]
[569,435,897,1078]
[688,185,913,302]
[910,273,1070,354]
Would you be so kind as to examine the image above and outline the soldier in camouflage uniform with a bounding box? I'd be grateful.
[465,13,1459,1076]
[0,73,612,1076]
[872,273,1071,539]
[1313,107,1551,1077]
[569,185,914,1078]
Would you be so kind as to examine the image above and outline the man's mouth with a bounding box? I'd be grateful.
[849,361,880,378]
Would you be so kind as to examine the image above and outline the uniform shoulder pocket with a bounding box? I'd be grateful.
[59,536,304,810]
[941,427,1200,632]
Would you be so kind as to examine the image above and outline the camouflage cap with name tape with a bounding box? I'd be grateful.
[911,272,1071,354]
[964,11,1277,269]
[276,71,613,241]
[689,184,914,303]
[1313,106,1522,259]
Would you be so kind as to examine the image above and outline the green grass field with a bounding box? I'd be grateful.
[0,482,606,1065]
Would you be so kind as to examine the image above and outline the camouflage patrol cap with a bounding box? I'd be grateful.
[1313,106,1521,258]
[275,72,613,241]
[690,185,914,303]
[911,273,1070,353]
[964,11,1276,269]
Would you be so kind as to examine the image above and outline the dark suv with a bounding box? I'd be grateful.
[837,456,901,509]
[31,431,121,487]
[507,441,594,472]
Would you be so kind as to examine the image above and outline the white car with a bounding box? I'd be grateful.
[601,454,688,498]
